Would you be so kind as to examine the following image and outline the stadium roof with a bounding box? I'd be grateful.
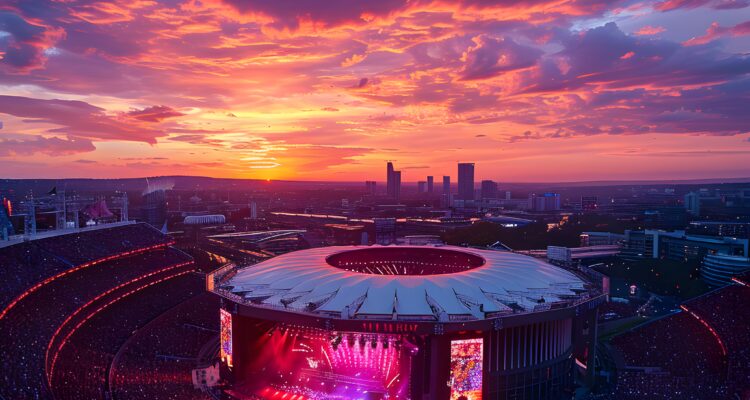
[223,246,589,321]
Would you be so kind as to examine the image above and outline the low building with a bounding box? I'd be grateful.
[529,193,561,212]
[687,221,750,239]
[701,254,750,287]
[547,245,620,265]
[580,232,625,247]
[621,229,749,262]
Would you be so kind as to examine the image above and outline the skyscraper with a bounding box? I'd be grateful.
[481,180,498,199]
[392,171,401,201]
[427,176,434,193]
[418,181,426,193]
[386,162,395,198]
[457,163,475,201]
[442,176,451,195]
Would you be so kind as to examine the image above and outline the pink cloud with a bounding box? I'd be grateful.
[0,135,95,156]
[125,105,184,122]
[655,0,749,11]
[635,25,666,35]
[0,96,176,144]
[460,35,542,80]
[683,20,750,46]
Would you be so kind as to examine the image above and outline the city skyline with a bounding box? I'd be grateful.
[1,1,749,181]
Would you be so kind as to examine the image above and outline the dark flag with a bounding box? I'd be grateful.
[48,186,57,196]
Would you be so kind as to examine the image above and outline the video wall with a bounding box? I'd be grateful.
[220,309,233,367]
[450,338,483,400]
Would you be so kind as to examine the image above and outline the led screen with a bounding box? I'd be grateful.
[450,338,483,400]
[220,309,233,367]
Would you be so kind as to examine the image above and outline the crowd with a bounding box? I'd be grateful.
[604,283,750,399]
[607,371,727,399]
[0,224,192,400]
[33,223,170,266]
[682,285,750,397]
[111,293,219,400]
[0,242,71,307]
[51,274,206,400]
[0,223,171,308]
[611,312,725,376]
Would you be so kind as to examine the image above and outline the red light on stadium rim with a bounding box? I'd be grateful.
[679,305,727,357]
[44,261,193,376]
[47,269,193,388]
[0,242,175,321]
[731,277,748,287]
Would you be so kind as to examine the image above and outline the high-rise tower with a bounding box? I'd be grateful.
[457,163,475,201]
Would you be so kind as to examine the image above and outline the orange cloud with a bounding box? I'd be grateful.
[635,25,666,35]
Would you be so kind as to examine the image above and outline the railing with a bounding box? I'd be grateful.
[213,286,607,324]
[0,220,136,248]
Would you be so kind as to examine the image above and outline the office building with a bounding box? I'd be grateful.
[687,221,750,238]
[418,181,426,193]
[621,229,749,262]
[547,245,621,265]
[386,162,395,198]
[529,193,561,212]
[684,192,700,216]
[581,196,598,211]
[393,171,401,201]
[386,162,401,201]
[480,180,498,199]
[442,176,451,195]
[365,180,377,195]
[427,176,434,193]
[457,163,475,201]
[580,232,625,247]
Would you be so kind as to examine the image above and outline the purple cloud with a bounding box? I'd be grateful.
[125,105,184,122]
[460,35,542,80]
[0,135,94,156]
[0,11,64,71]
[0,95,170,143]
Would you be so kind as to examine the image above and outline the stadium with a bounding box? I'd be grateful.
[3,220,750,399]
[211,246,605,400]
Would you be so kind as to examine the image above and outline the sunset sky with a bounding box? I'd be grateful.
[1,0,749,182]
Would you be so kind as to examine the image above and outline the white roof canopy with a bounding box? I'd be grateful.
[225,246,588,321]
